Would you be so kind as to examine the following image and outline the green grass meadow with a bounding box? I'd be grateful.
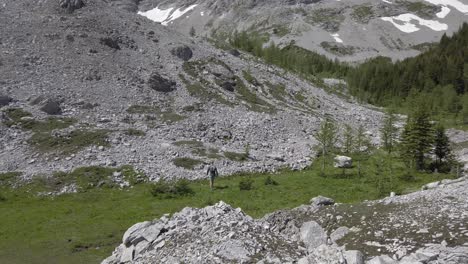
[0,152,456,264]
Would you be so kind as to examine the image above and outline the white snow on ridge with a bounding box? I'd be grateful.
[437,6,451,18]
[382,0,393,4]
[422,0,468,14]
[381,13,448,33]
[166,4,198,25]
[331,33,343,43]
[138,5,198,26]
[381,16,420,32]
[138,7,174,24]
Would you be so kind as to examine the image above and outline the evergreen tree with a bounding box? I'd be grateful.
[314,118,338,176]
[189,26,196,37]
[461,94,468,124]
[342,124,355,154]
[380,112,398,153]
[400,106,434,170]
[434,124,451,167]
[354,124,371,177]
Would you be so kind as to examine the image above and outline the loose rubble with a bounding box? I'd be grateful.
[104,176,468,263]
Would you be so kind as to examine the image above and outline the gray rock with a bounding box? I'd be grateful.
[366,255,397,264]
[331,226,349,242]
[310,196,335,206]
[122,221,152,246]
[40,100,61,115]
[345,250,364,264]
[422,181,440,190]
[120,245,135,263]
[0,95,12,107]
[171,45,193,61]
[147,73,176,93]
[300,221,327,250]
[334,155,352,168]
[267,152,285,162]
[59,0,85,13]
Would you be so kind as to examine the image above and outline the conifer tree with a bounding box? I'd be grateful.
[342,124,355,154]
[314,118,338,176]
[355,124,370,177]
[381,111,398,153]
[400,106,434,170]
[189,26,196,37]
[434,124,451,167]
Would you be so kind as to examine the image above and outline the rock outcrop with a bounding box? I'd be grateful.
[59,0,85,13]
[104,176,468,263]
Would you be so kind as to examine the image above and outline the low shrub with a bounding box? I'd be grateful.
[239,177,254,191]
[125,128,146,137]
[150,179,194,198]
[224,151,248,162]
[172,157,203,170]
[264,176,278,186]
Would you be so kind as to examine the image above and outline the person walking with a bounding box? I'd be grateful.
[207,163,218,190]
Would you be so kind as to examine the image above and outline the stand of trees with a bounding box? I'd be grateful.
[315,106,455,176]
[228,23,468,123]
[229,31,350,78]
[347,23,468,120]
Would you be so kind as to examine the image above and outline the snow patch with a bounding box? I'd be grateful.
[138,5,198,26]
[422,0,468,14]
[331,33,343,43]
[138,7,174,24]
[381,13,448,33]
[165,4,198,25]
[436,6,451,18]
[382,0,393,4]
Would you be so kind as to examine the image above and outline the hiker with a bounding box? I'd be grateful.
[207,163,218,190]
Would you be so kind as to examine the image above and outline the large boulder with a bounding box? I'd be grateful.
[422,181,440,190]
[100,37,121,50]
[345,250,365,264]
[310,195,335,206]
[366,255,398,264]
[300,221,327,250]
[334,155,352,168]
[59,0,85,13]
[40,100,62,115]
[0,95,13,107]
[147,73,176,93]
[171,46,193,61]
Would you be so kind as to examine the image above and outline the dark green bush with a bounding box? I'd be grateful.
[0,193,6,202]
[150,179,194,198]
[264,176,278,186]
[239,177,254,191]
[172,157,203,170]
[125,128,146,137]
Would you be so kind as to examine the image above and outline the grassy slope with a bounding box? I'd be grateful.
[0,152,455,264]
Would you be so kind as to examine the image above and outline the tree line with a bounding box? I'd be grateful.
[315,104,456,179]
[228,23,468,124]
[229,31,350,79]
[347,23,468,121]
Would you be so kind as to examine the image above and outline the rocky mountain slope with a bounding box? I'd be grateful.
[136,0,468,62]
[0,0,382,183]
[103,176,468,263]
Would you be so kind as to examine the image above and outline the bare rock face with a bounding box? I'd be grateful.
[59,0,85,13]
